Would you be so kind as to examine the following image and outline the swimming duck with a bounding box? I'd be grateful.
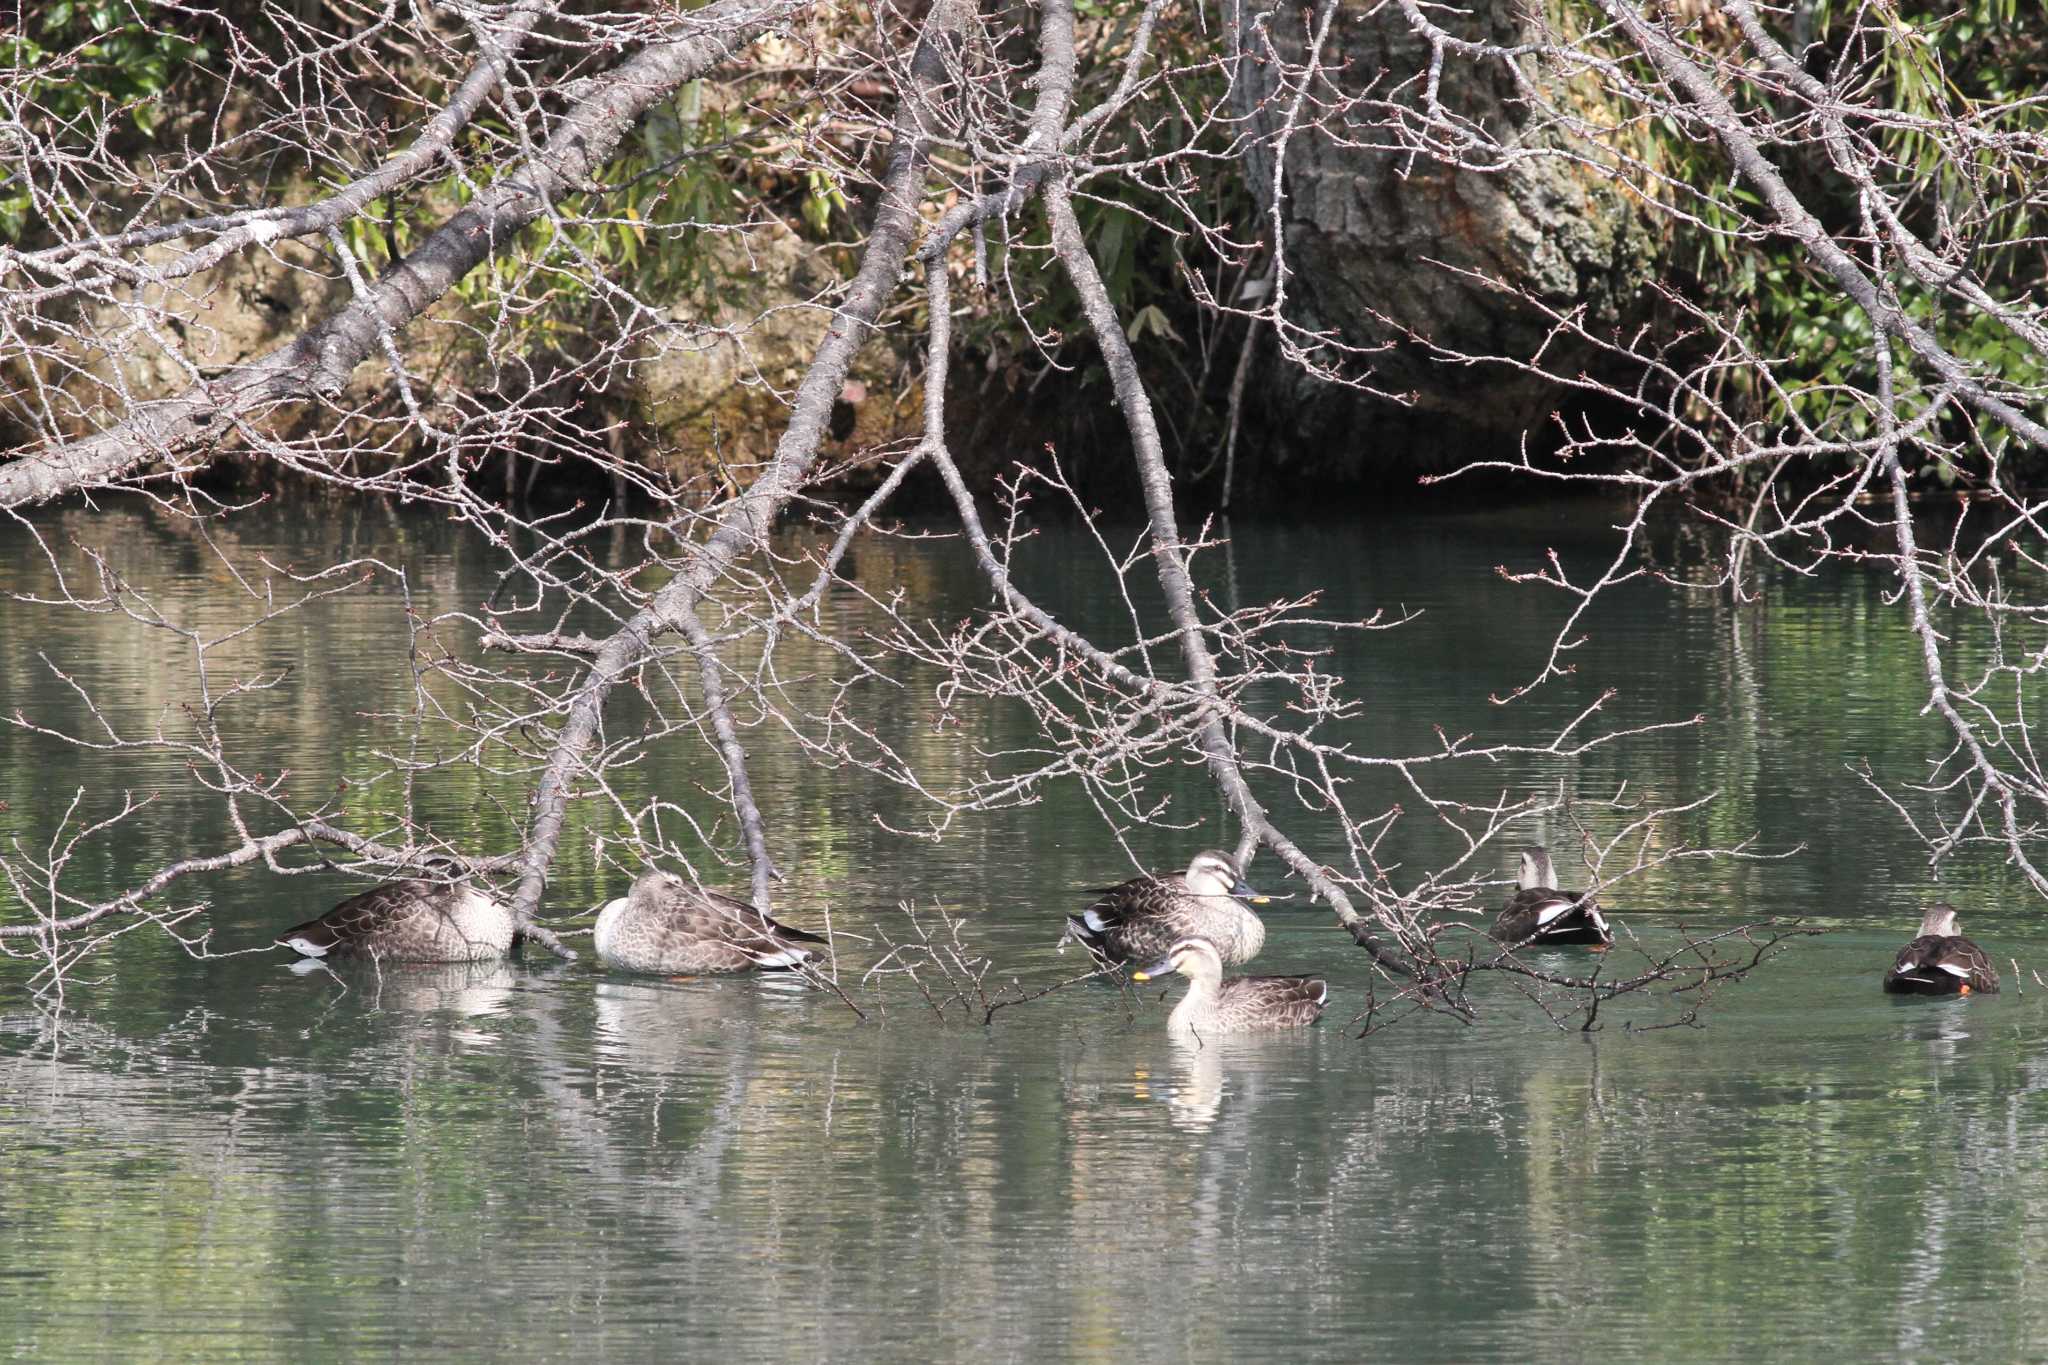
[1489,848,1612,948]
[1059,849,1272,966]
[1131,937,1327,1037]
[1884,903,1998,995]
[593,869,827,975]
[277,876,517,963]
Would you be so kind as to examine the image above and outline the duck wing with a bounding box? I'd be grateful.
[660,886,824,971]
[1885,935,1945,992]
[1220,974,1328,1028]
[277,879,433,957]
[1944,936,2000,993]
[1886,934,1998,994]
[1491,888,1610,946]
[691,887,830,946]
[1060,874,1185,961]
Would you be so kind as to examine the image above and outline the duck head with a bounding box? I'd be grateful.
[1517,849,1561,892]
[1184,849,1270,905]
[591,868,678,924]
[1133,936,1226,984]
[418,852,469,882]
[1919,902,1962,937]
[630,867,684,901]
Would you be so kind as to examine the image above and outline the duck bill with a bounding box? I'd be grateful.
[1232,877,1271,907]
[1131,955,1177,981]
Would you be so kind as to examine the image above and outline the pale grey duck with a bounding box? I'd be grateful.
[1060,849,1272,967]
[1488,849,1612,948]
[593,870,827,975]
[1884,903,1998,995]
[1131,937,1327,1037]
[277,877,517,963]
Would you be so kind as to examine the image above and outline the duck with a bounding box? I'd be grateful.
[1884,902,1999,995]
[1131,937,1327,1037]
[277,875,517,963]
[1489,848,1612,948]
[1060,849,1273,967]
[593,869,827,975]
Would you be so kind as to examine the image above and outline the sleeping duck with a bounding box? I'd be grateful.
[593,869,827,975]
[277,876,517,963]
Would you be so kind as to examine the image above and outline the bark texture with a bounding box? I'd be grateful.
[1240,0,1657,479]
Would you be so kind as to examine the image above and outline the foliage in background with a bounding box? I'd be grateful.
[943,4,1261,482]
[1647,0,2048,489]
[0,5,211,239]
[337,84,764,361]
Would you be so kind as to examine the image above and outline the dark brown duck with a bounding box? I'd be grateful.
[1489,849,1612,948]
[1884,903,1998,996]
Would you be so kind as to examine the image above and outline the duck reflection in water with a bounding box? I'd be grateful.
[1134,1041,1226,1132]
[289,959,519,1052]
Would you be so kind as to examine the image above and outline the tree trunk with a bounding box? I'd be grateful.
[1236,0,1658,483]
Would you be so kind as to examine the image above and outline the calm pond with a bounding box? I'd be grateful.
[2,499,2045,1361]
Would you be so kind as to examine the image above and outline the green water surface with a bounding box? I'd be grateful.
[1,500,2043,1362]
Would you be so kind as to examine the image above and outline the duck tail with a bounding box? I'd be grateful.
[745,942,818,971]
[276,919,342,958]
[1884,961,1952,993]
[1059,912,1108,952]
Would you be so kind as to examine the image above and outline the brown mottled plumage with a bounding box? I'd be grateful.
[1489,849,1612,948]
[1059,850,1270,966]
[593,870,827,975]
[1132,937,1327,1037]
[1884,903,1999,996]
[276,878,516,963]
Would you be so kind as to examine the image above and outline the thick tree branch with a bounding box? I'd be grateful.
[0,0,801,508]
[505,4,960,929]
[2,0,554,303]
